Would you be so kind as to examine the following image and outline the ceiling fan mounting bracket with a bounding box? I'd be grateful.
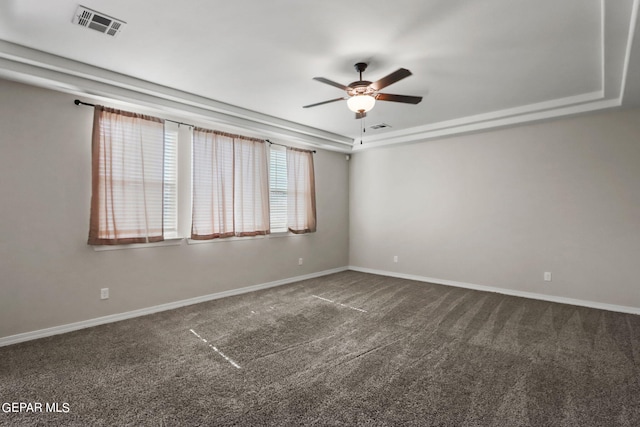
[354,62,369,82]
[354,62,368,73]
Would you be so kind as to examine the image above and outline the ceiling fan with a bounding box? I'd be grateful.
[303,62,422,119]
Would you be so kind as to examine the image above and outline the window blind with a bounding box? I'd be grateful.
[163,127,179,238]
[269,146,287,233]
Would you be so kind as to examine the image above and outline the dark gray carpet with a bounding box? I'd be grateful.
[2,270,640,426]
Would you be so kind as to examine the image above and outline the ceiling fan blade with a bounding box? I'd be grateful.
[376,93,423,104]
[370,68,412,91]
[313,77,351,91]
[355,111,366,119]
[302,97,347,108]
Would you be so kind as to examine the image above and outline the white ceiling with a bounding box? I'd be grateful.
[0,0,638,152]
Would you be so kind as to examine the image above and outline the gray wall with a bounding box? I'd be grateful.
[0,79,350,339]
[4,75,640,340]
[350,109,640,309]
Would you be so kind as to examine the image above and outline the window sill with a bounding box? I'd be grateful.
[91,232,307,250]
[268,231,308,238]
[186,232,307,244]
[92,238,184,251]
[187,235,267,245]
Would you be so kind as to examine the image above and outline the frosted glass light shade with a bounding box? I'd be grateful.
[347,94,376,113]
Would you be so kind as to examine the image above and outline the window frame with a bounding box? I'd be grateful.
[90,106,312,250]
[91,116,182,250]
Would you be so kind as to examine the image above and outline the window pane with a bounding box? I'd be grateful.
[88,107,166,245]
[163,127,179,238]
[269,146,287,232]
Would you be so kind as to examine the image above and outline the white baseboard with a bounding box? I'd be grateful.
[0,266,348,348]
[348,266,640,315]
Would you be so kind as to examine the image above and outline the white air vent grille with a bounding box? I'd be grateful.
[370,123,392,130]
[72,6,125,37]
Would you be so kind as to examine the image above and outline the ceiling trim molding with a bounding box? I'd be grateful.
[601,0,606,97]
[352,98,621,151]
[360,91,605,145]
[621,0,640,103]
[353,0,638,151]
[0,40,354,152]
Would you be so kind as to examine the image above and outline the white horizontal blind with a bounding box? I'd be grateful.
[269,145,287,233]
[163,126,179,238]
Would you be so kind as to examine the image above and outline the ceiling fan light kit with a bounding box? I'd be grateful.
[347,94,376,113]
[304,62,422,119]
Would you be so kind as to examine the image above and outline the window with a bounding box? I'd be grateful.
[269,145,287,233]
[163,126,179,238]
[268,145,317,235]
[88,106,178,245]
[88,105,313,246]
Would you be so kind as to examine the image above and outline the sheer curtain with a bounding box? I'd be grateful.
[191,128,269,239]
[287,147,317,234]
[191,129,234,239]
[234,137,270,236]
[88,106,165,245]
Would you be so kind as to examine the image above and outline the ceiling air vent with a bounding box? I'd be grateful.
[72,6,125,37]
[370,123,392,130]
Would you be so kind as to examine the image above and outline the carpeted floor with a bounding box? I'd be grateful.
[2,270,640,426]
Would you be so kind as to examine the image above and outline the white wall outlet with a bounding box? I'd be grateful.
[544,272,552,282]
[298,258,303,265]
[100,288,109,299]
[393,255,398,263]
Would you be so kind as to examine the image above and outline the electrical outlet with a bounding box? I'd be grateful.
[100,288,109,300]
[393,255,398,263]
[298,258,303,266]
[544,272,552,282]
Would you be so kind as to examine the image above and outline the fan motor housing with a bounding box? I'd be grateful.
[348,80,372,88]
[348,82,375,97]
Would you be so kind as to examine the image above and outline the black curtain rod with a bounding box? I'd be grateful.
[266,139,316,153]
[74,99,195,128]
[75,100,316,152]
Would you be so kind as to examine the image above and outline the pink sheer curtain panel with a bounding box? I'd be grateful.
[88,106,165,245]
[234,137,270,236]
[191,128,269,239]
[287,147,317,234]
[191,129,234,239]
